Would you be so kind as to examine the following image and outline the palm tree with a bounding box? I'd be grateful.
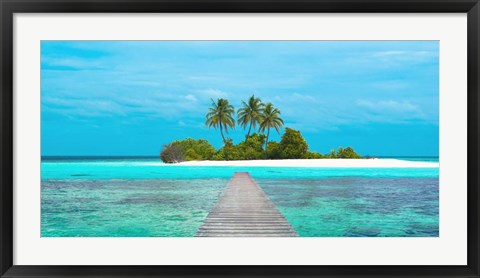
[237,95,264,138]
[259,103,284,159]
[205,98,235,143]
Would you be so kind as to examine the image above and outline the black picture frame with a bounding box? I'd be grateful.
[1,0,479,277]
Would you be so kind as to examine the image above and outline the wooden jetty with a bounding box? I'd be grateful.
[196,172,298,237]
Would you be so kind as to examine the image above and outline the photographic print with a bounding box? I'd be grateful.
[41,41,439,237]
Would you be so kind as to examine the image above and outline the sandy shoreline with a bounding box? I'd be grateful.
[176,158,438,168]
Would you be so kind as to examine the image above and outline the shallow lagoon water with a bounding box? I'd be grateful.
[42,179,226,237]
[260,177,438,237]
[41,158,439,237]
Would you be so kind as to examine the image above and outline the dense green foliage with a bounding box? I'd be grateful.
[161,96,362,162]
[266,141,281,159]
[324,147,362,159]
[213,134,266,160]
[160,138,216,163]
[174,138,216,160]
[211,139,237,161]
[335,146,362,159]
[266,128,323,159]
[160,129,360,162]
[305,151,324,159]
[277,128,309,159]
[236,133,266,160]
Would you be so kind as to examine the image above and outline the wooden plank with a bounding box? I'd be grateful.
[195,172,298,237]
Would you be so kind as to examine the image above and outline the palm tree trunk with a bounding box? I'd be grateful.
[264,128,270,159]
[220,124,225,142]
[246,121,253,138]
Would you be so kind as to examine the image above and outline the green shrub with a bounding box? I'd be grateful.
[214,139,241,161]
[184,148,201,160]
[266,141,281,159]
[325,149,337,158]
[213,134,266,160]
[305,151,323,159]
[237,133,265,160]
[173,138,216,161]
[278,128,309,159]
[336,146,362,159]
[160,133,362,162]
[160,138,216,163]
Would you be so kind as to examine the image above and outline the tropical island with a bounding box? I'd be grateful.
[160,95,362,163]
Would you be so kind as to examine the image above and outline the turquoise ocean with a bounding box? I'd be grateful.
[41,157,439,237]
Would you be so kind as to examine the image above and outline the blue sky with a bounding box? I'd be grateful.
[41,41,439,156]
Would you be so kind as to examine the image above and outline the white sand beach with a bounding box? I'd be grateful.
[176,158,438,168]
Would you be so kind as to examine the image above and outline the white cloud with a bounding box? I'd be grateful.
[185,94,197,102]
[372,50,435,58]
[372,50,406,57]
[370,80,409,90]
[356,99,419,112]
[188,75,224,82]
[42,57,106,70]
[370,50,437,65]
[272,92,321,104]
[351,98,439,125]
[197,88,229,99]
[43,96,126,116]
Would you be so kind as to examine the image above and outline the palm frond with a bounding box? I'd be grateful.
[205,98,236,140]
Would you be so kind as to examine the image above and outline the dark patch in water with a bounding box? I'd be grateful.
[344,227,381,237]
[71,174,91,177]
[406,223,439,236]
